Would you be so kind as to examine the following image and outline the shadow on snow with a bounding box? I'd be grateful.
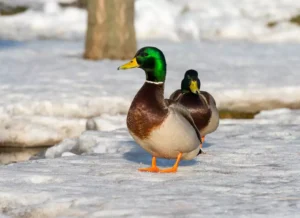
[122,140,215,167]
[0,40,24,49]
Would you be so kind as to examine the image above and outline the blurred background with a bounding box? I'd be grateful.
[0,0,299,163]
[1,0,300,42]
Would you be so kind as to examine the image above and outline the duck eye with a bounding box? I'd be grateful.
[141,52,148,57]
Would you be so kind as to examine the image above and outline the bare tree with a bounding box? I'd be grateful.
[84,0,136,60]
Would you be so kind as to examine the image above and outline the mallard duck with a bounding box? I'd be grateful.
[118,47,202,173]
[170,69,219,147]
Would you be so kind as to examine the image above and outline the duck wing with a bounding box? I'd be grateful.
[164,98,175,107]
[166,101,202,143]
[200,91,217,107]
[169,89,183,102]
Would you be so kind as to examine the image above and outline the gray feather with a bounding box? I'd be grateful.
[168,102,202,143]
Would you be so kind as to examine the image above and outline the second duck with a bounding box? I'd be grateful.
[170,69,219,147]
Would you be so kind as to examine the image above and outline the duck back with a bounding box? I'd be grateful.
[175,92,212,132]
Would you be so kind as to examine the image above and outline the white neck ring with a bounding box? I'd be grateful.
[145,80,164,85]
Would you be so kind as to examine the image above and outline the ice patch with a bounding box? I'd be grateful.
[43,109,300,159]
[0,116,299,217]
[92,114,127,131]
[215,87,300,113]
[1,97,130,117]
[61,151,76,157]
[45,138,79,158]
[254,108,300,124]
[25,175,54,184]
[45,129,136,159]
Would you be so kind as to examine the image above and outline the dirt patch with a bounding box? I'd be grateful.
[267,13,300,28]
[0,3,27,16]
[290,14,300,26]
[219,110,259,119]
[59,0,87,9]
[0,146,49,164]
[267,21,278,28]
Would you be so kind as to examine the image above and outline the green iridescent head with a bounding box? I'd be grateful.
[118,47,166,82]
[181,69,201,94]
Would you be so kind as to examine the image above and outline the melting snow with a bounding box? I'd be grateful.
[0,40,300,146]
[0,111,299,217]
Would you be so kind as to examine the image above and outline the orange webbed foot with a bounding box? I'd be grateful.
[138,156,160,173]
[199,136,206,152]
[159,167,178,173]
[158,153,182,174]
[139,166,159,173]
[200,136,206,148]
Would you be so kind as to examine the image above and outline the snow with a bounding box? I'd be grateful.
[254,108,300,124]
[0,19,299,217]
[135,0,182,41]
[0,1,86,40]
[1,0,299,216]
[42,108,300,159]
[0,111,299,217]
[0,39,300,147]
[1,0,300,42]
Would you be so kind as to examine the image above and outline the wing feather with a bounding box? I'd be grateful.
[169,89,183,102]
[168,102,202,143]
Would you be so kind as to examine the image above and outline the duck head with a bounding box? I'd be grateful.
[181,69,201,94]
[118,47,167,83]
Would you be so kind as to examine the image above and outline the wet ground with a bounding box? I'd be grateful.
[0,146,49,165]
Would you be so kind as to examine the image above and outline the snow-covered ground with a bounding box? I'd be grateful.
[0,39,300,147]
[0,109,299,217]
[0,0,300,42]
[43,108,300,158]
[1,1,299,216]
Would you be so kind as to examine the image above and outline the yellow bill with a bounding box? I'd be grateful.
[118,58,139,70]
[190,80,200,94]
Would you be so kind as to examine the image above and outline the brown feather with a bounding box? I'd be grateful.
[127,82,168,139]
[200,91,217,106]
[170,90,214,132]
[169,89,182,102]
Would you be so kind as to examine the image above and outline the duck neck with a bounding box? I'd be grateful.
[144,60,166,83]
[145,81,166,108]
[133,81,167,112]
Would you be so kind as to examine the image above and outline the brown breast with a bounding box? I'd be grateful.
[127,82,168,139]
[177,92,212,131]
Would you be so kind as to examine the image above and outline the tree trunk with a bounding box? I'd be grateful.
[84,0,136,60]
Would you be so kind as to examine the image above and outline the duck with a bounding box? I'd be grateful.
[169,69,219,148]
[118,47,202,173]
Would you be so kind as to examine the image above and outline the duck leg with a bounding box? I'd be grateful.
[159,153,182,173]
[139,156,160,172]
[200,136,205,148]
